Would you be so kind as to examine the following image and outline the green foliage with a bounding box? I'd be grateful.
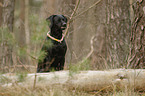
[0,27,17,46]
[16,73,27,82]
[28,14,52,61]
[37,50,47,62]
[38,76,47,82]
[43,39,53,49]
[0,14,52,72]
[69,58,91,75]
[0,74,12,84]
[30,14,48,45]
[17,46,27,57]
[17,14,51,62]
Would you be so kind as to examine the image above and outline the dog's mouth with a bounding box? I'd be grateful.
[61,26,66,30]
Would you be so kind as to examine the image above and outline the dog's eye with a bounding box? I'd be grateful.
[62,19,65,21]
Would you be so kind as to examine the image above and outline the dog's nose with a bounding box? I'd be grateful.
[63,22,66,27]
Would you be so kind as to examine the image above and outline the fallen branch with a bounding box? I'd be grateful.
[1,69,145,92]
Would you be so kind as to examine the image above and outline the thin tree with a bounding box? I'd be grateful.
[0,0,3,26]
[25,0,31,62]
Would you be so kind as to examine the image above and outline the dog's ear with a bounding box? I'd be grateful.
[61,15,68,22]
[46,15,56,28]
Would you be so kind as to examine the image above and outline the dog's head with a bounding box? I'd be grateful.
[46,15,67,30]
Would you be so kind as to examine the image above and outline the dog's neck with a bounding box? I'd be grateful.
[50,26,63,39]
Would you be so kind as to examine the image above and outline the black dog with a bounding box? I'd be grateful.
[37,15,67,72]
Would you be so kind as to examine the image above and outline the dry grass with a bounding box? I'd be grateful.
[0,84,144,96]
[0,84,91,96]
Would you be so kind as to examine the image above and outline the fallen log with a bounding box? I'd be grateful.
[1,69,145,91]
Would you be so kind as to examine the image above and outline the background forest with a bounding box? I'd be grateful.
[0,0,144,73]
[0,0,145,96]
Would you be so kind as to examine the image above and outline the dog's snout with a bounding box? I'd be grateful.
[63,22,66,27]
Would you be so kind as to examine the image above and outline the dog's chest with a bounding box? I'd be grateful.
[51,40,67,56]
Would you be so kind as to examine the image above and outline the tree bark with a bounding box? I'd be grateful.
[0,0,3,27]
[128,0,145,68]
[1,0,15,72]
[24,0,31,64]
[19,0,25,46]
[2,69,145,92]
[104,0,131,68]
[2,0,15,32]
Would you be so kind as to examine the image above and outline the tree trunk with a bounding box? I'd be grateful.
[83,0,131,69]
[128,0,145,68]
[25,0,31,65]
[2,0,15,32]
[1,0,15,72]
[2,69,145,92]
[19,0,25,46]
[104,0,131,68]
[0,0,3,27]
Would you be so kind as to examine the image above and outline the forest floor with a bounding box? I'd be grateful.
[0,84,145,96]
[0,70,145,96]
